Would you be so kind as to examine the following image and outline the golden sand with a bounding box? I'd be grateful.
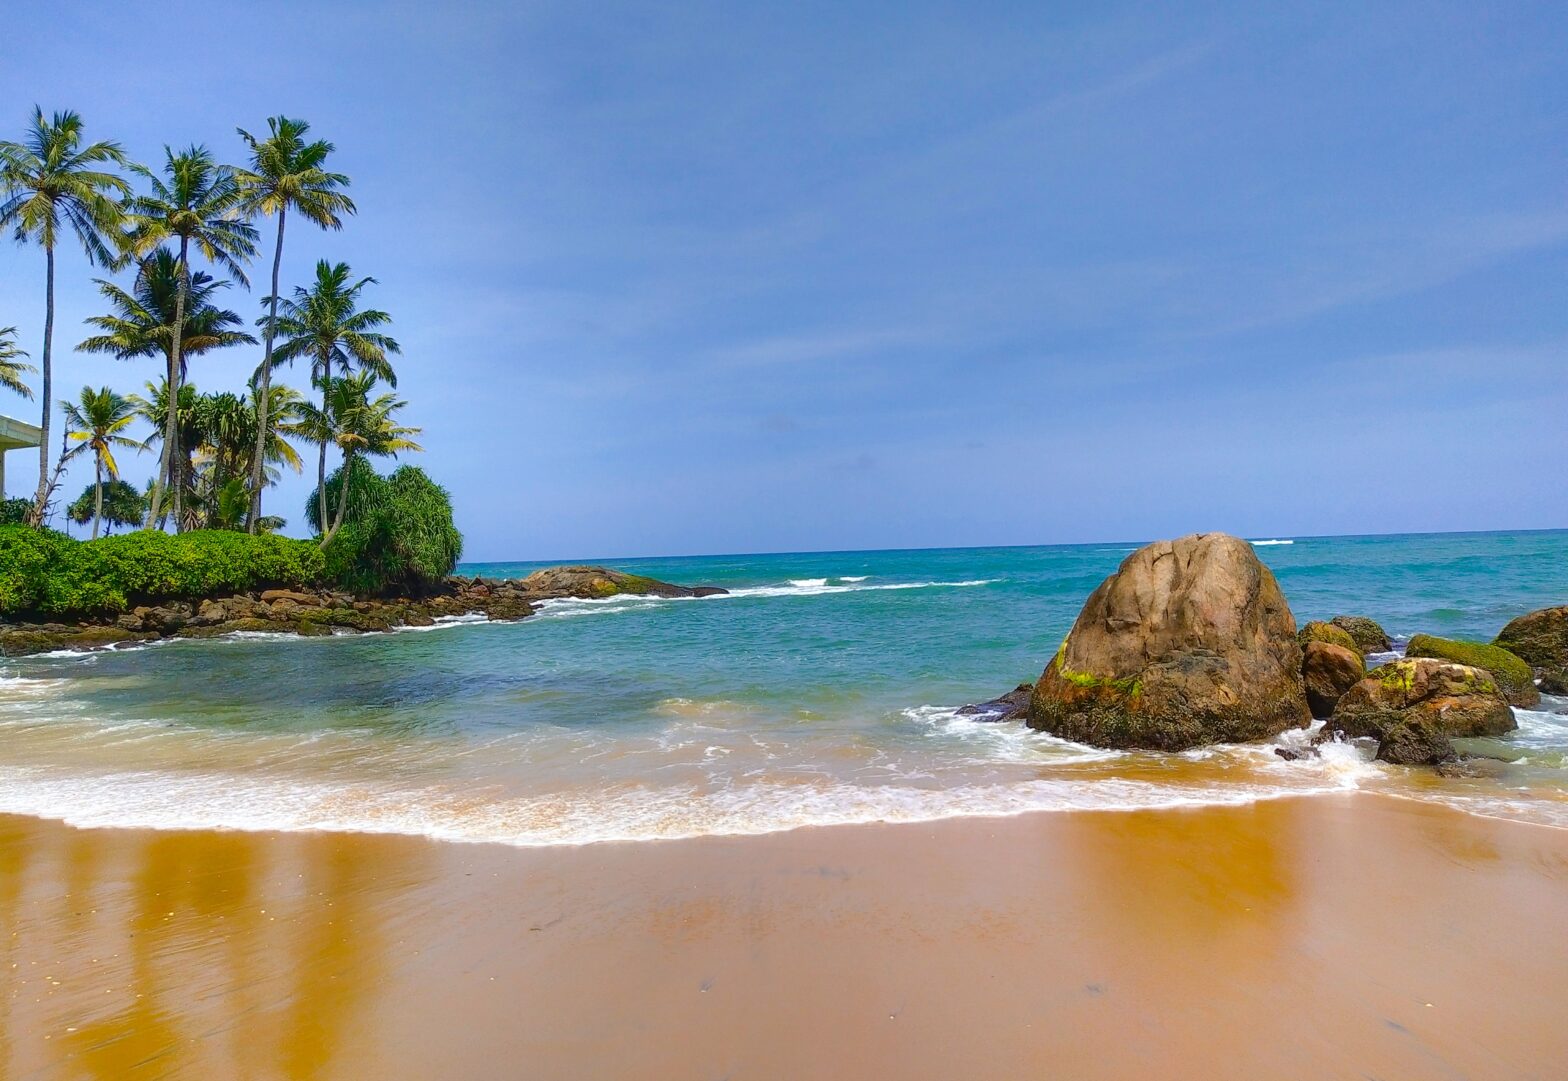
[2,795,1565,1080]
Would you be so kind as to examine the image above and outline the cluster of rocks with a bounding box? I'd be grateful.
[963,531,1563,771]
[0,566,727,657]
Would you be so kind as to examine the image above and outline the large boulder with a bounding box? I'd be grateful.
[1330,615,1393,655]
[1297,621,1360,654]
[1404,634,1539,708]
[1302,641,1365,718]
[1027,533,1310,750]
[1492,606,1568,669]
[1328,658,1515,741]
[513,566,728,600]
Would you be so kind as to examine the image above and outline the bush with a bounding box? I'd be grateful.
[313,464,463,595]
[0,526,326,618]
[0,498,30,526]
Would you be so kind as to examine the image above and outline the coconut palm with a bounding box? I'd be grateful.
[0,326,35,398]
[235,116,355,532]
[297,373,421,544]
[269,261,399,531]
[78,248,256,376]
[0,108,131,524]
[124,145,258,529]
[60,386,139,539]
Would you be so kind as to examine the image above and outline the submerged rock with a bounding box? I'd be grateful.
[1330,615,1393,655]
[957,684,1033,722]
[1027,532,1310,750]
[1328,658,1515,741]
[1302,641,1365,719]
[1297,621,1360,654]
[1404,634,1539,708]
[1492,605,1568,669]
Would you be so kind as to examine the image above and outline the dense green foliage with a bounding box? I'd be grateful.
[67,479,147,532]
[0,498,30,525]
[311,464,461,595]
[0,525,324,617]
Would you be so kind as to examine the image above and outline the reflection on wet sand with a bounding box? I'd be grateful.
[0,821,431,1080]
[1,795,1566,1080]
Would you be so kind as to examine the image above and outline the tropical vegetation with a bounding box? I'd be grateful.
[0,106,462,597]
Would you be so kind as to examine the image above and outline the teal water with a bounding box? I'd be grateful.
[1,530,1565,843]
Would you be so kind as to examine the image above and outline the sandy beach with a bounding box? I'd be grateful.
[2,794,1564,1080]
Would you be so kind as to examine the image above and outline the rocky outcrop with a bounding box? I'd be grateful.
[1330,615,1393,655]
[513,566,728,600]
[1492,606,1568,670]
[956,684,1033,722]
[1328,658,1515,743]
[1376,713,1458,766]
[1302,641,1364,718]
[1027,533,1310,750]
[1538,666,1568,696]
[0,566,728,657]
[1297,621,1360,654]
[1404,634,1539,708]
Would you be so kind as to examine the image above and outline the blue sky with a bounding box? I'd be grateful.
[1,2,1564,560]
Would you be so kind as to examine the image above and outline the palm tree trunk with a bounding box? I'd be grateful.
[92,456,103,541]
[28,246,54,527]
[147,238,189,531]
[322,451,355,546]
[248,206,286,533]
[317,370,329,535]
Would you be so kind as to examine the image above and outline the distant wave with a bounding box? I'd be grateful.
[1249,539,1295,546]
[530,577,999,619]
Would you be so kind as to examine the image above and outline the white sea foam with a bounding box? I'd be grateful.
[0,761,1372,848]
[1249,539,1295,546]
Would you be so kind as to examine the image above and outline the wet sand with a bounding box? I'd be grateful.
[2,795,1565,1080]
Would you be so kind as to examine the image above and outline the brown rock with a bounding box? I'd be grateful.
[957,684,1033,722]
[514,565,727,600]
[1330,615,1393,655]
[1376,713,1457,766]
[1492,606,1568,669]
[1026,533,1311,750]
[260,589,319,606]
[1329,658,1515,741]
[1301,641,1365,719]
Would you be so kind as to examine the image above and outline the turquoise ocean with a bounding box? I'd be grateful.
[1,530,1565,843]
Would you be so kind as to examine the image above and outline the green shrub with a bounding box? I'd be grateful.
[313,464,462,595]
[0,498,30,526]
[0,526,325,618]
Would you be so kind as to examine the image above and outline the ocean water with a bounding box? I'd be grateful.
[1,530,1565,844]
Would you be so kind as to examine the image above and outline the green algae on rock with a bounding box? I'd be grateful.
[1297,620,1360,654]
[1328,658,1515,742]
[1404,634,1539,708]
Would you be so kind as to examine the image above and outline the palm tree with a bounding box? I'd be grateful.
[298,373,421,544]
[124,145,257,529]
[235,116,355,532]
[78,248,256,376]
[0,326,35,399]
[270,261,399,532]
[0,108,131,524]
[60,386,139,539]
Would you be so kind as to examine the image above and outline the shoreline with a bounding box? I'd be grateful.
[4,794,1565,1079]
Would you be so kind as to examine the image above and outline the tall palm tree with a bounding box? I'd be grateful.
[0,108,131,524]
[60,386,138,539]
[298,373,421,544]
[0,326,35,399]
[235,116,355,532]
[270,261,399,531]
[124,145,257,529]
[78,248,256,376]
